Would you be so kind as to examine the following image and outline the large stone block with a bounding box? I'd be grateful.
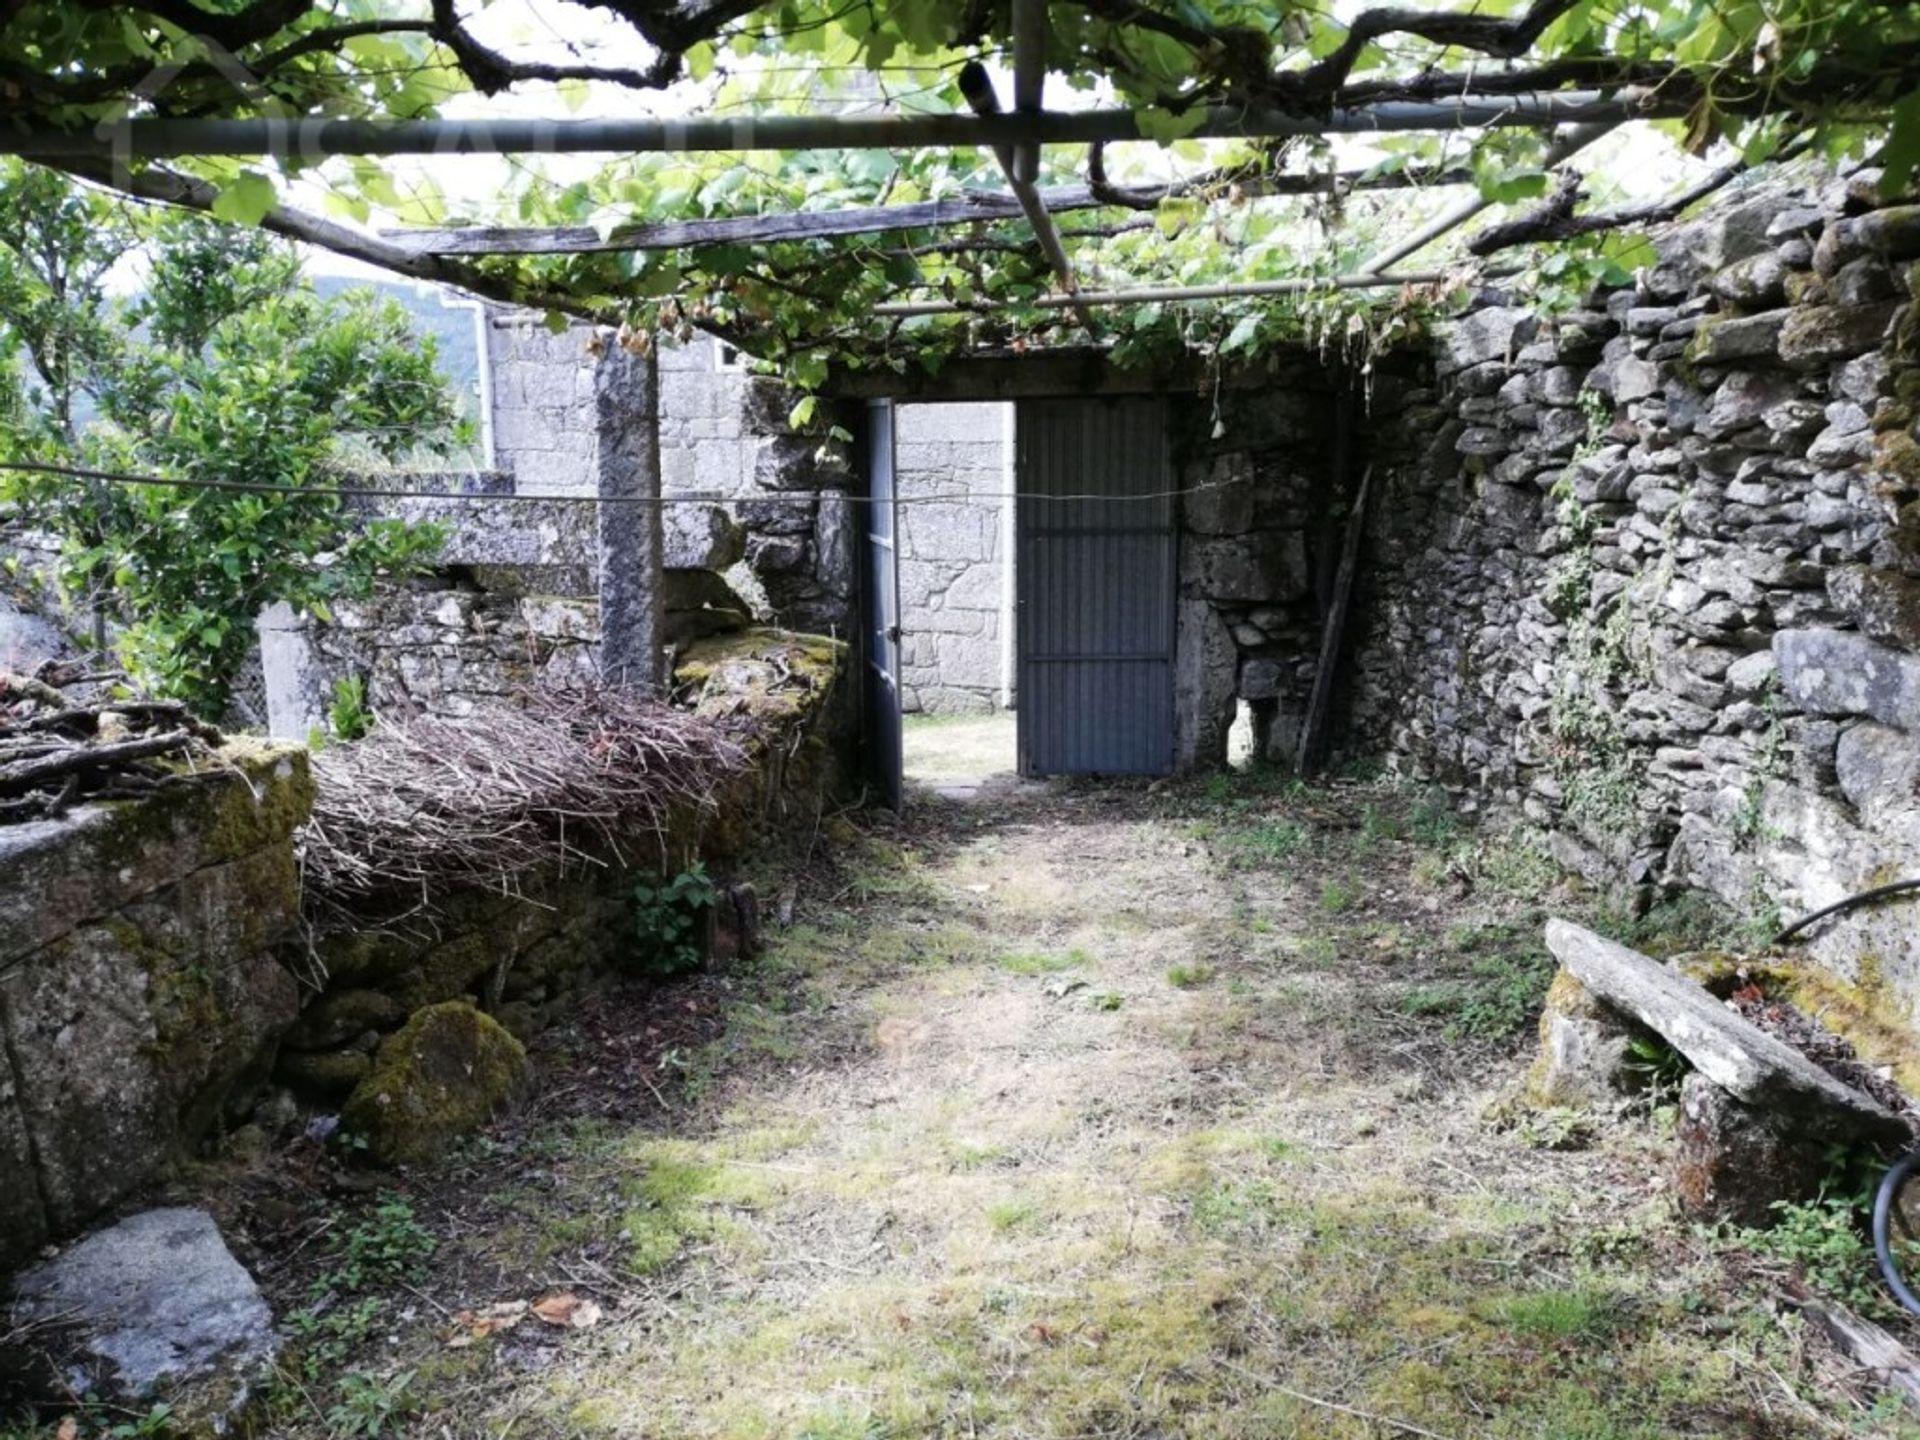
[1776,302,1900,368]
[1,842,302,1244]
[663,503,747,570]
[1183,534,1308,603]
[6,1207,278,1427]
[1828,566,1920,653]
[1439,307,1536,376]
[1773,627,1920,728]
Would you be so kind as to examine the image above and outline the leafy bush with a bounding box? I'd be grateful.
[0,171,464,712]
[633,862,718,975]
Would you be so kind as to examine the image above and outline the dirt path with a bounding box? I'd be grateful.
[255,777,1900,1440]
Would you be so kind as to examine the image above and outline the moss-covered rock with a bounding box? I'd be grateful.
[283,987,407,1051]
[1524,969,1641,1108]
[341,1002,528,1164]
[275,1047,374,1100]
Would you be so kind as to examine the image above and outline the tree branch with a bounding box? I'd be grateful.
[1291,0,1582,98]
[1465,141,1807,256]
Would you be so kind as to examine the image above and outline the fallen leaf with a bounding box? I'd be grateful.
[445,1300,528,1347]
[532,1292,604,1329]
[56,1418,77,1440]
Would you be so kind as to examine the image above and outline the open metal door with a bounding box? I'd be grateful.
[864,398,904,810]
[1016,398,1176,777]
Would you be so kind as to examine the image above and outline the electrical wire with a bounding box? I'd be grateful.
[0,457,1255,508]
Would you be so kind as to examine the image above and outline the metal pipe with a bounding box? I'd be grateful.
[1010,0,1048,185]
[872,269,1449,317]
[1354,119,1616,274]
[959,61,1096,332]
[0,91,1653,160]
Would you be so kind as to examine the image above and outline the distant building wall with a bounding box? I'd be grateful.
[896,403,1014,713]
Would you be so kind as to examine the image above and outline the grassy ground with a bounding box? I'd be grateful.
[19,769,1917,1440]
[902,710,1018,790]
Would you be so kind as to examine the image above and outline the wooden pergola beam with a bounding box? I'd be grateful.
[1010,0,1048,186]
[381,167,1478,258]
[0,89,1655,160]
[871,268,1452,317]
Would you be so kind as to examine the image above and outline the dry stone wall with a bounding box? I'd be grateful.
[1170,371,1345,769]
[1349,172,1920,1011]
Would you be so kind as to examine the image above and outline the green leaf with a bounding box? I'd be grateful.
[210,171,278,226]
[1881,92,1920,199]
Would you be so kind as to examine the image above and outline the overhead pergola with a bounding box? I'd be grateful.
[1,0,1916,364]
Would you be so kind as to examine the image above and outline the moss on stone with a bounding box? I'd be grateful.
[97,739,313,870]
[284,987,407,1051]
[277,1047,374,1099]
[1673,951,1920,1099]
[340,1001,529,1164]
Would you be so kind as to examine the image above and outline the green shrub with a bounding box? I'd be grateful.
[633,862,718,975]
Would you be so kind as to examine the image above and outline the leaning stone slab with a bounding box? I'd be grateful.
[1544,920,1906,1139]
[6,1208,277,1427]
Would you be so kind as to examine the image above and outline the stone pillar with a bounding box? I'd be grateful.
[255,600,329,741]
[593,336,665,689]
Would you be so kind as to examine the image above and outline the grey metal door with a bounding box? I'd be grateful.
[1016,399,1176,777]
[865,398,904,810]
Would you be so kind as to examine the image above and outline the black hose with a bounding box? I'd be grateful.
[1874,1152,1920,1319]
[1772,878,1920,947]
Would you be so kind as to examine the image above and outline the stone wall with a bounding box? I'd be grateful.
[1348,172,1920,1010]
[1169,370,1346,769]
[275,630,848,1107]
[0,745,312,1270]
[896,402,1013,713]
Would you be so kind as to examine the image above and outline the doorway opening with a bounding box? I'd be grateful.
[864,396,1177,806]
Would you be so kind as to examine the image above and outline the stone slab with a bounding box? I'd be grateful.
[9,1207,277,1409]
[1544,919,1905,1137]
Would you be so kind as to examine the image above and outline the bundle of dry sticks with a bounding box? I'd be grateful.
[300,684,748,923]
[0,664,226,822]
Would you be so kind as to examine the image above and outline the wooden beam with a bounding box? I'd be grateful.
[1355,119,1615,273]
[381,168,1480,258]
[870,268,1450,317]
[1297,463,1372,776]
[0,89,1656,160]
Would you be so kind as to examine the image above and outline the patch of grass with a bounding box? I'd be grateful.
[1091,991,1126,1011]
[1217,818,1311,867]
[1491,1285,1624,1343]
[1359,803,1404,844]
[1409,791,1462,848]
[619,1147,773,1274]
[1399,925,1555,1042]
[1292,935,1339,970]
[1319,876,1362,913]
[1165,963,1216,989]
[998,947,1087,976]
[1596,887,1735,959]
[987,1197,1040,1232]
[1190,1178,1293,1239]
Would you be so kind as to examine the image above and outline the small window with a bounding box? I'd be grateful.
[713,341,745,373]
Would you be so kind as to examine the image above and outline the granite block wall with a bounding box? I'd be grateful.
[895,402,1013,713]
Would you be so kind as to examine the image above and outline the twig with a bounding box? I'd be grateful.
[1216,1357,1458,1440]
